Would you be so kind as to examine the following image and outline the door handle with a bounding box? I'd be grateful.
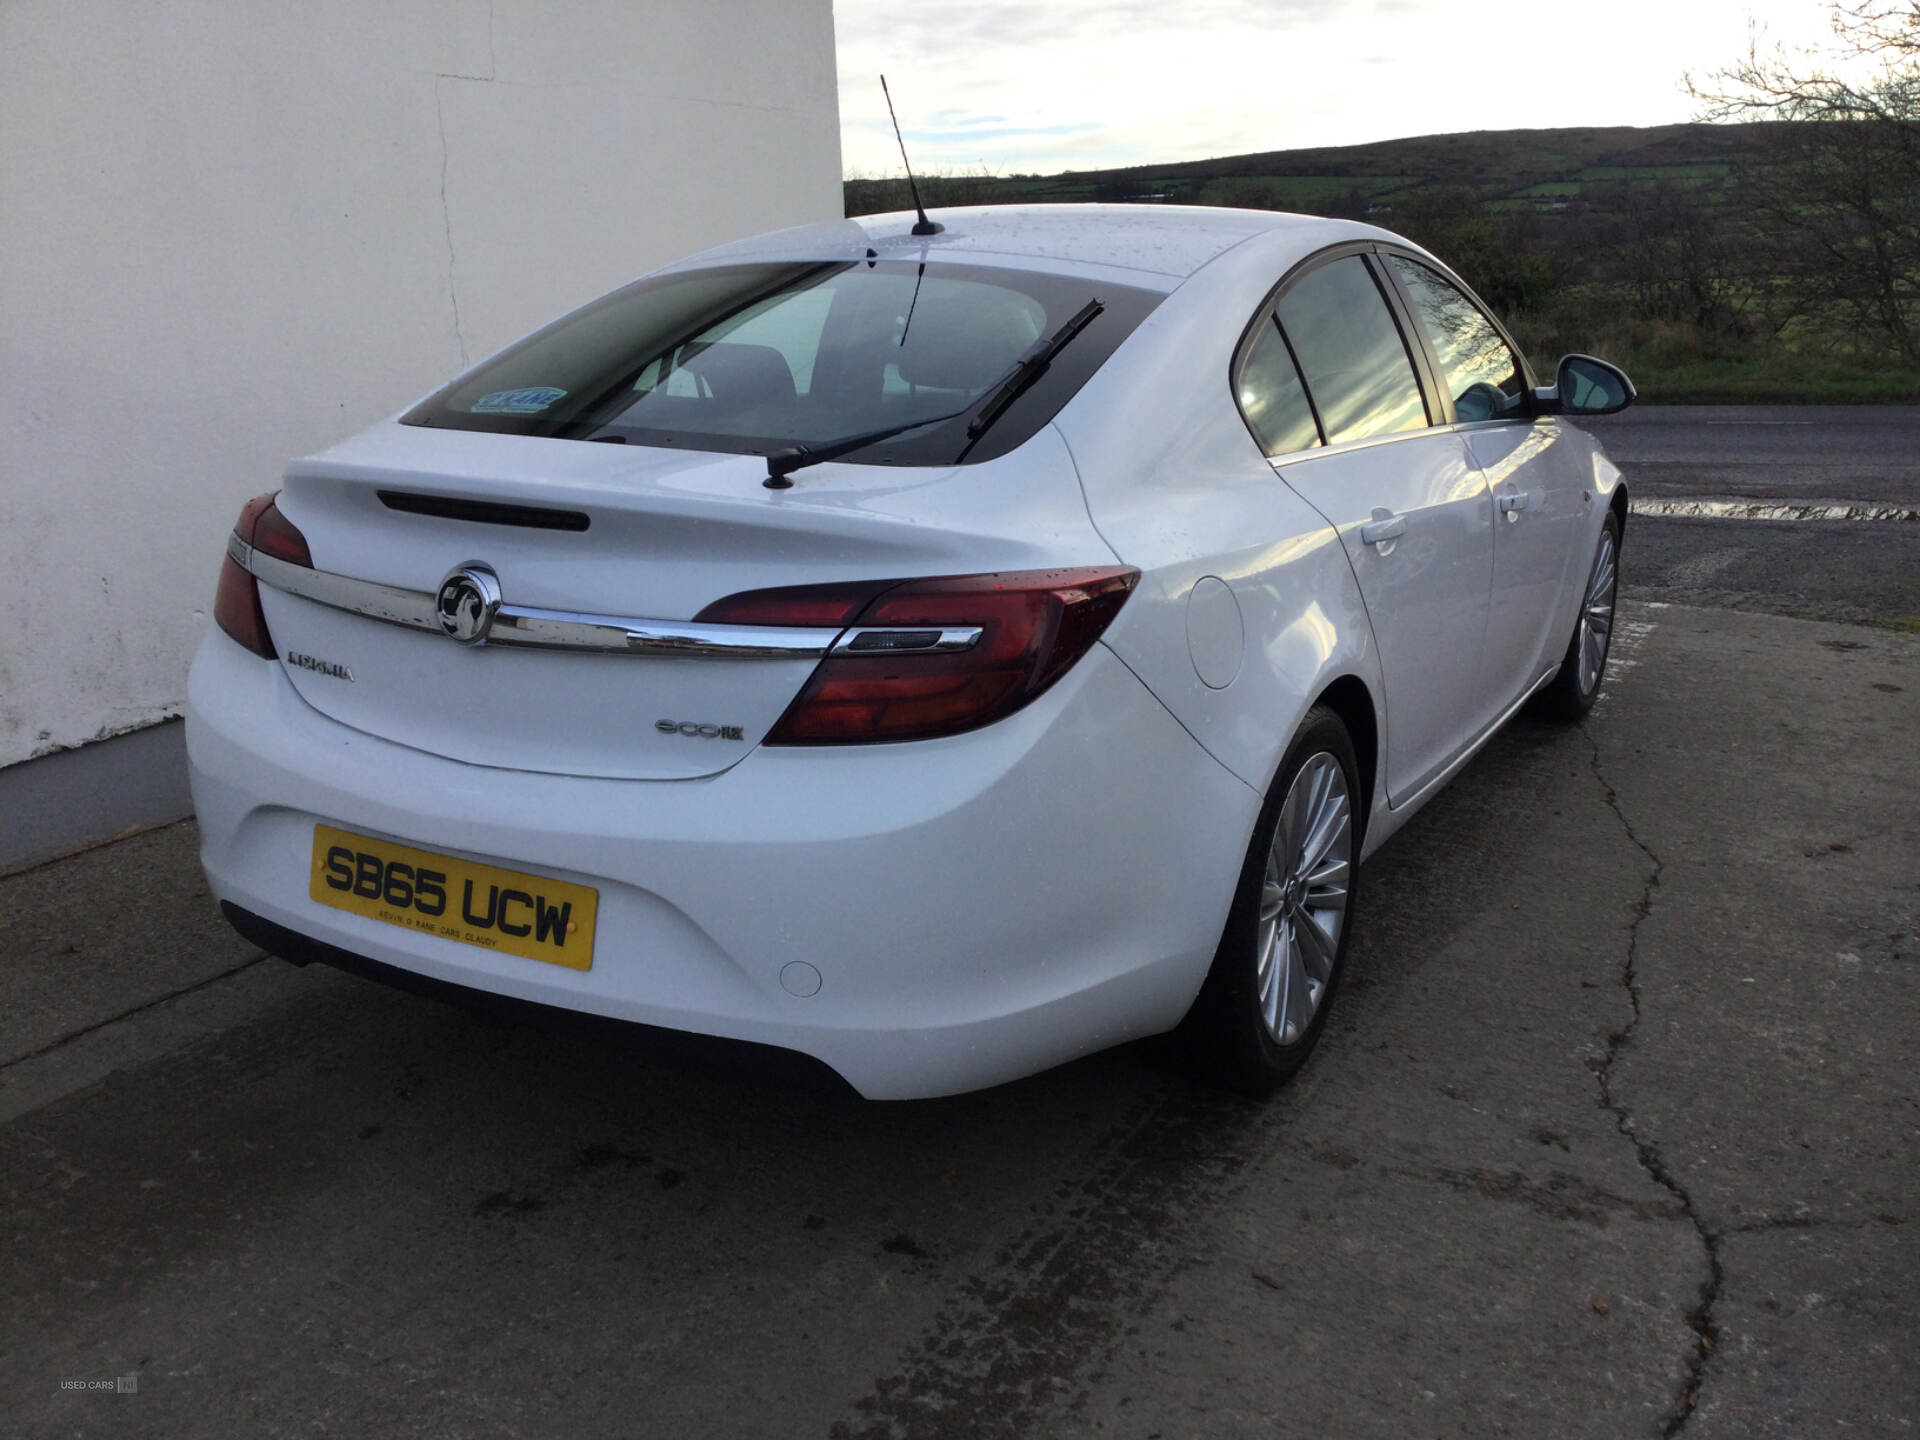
[1360,510,1407,547]
[1498,491,1531,513]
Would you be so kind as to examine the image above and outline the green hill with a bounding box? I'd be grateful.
[845,123,1777,220]
[844,123,1920,404]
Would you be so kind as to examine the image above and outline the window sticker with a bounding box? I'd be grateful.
[471,386,567,415]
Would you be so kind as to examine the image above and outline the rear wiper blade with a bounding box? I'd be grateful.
[763,402,979,489]
[956,297,1104,461]
[762,295,1105,489]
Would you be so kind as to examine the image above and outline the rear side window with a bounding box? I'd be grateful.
[1237,319,1321,457]
[1385,256,1525,423]
[401,261,1163,467]
[1274,256,1429,444]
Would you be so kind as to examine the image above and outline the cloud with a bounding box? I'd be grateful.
[903,123,1102,144]
[841,0,1323,51]
[928,112,1011,129]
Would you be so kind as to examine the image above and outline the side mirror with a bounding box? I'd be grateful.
[1532,354,1636,417]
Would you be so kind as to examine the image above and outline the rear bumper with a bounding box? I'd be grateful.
[186,631,1259,1099]
[219,900,857,1094]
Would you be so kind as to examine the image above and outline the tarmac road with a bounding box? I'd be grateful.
[1586,405,1920,508]
[1585,406,1920,629]
[3,412,1917,1438]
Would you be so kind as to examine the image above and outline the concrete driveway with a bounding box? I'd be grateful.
[3,420,1916,1436]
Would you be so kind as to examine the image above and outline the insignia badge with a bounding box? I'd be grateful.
[287,651,354,681]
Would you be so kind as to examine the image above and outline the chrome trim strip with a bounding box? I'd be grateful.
[248,545,441,631]
[494,605,840,659]
[235,540,841,659]
[831,626,983,656]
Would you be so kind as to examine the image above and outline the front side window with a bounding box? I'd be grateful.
[402,262,1163,467]
[1386,256,1525,423]
[1275,256,1429,444]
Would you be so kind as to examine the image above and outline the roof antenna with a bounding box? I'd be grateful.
[881,75,943,237]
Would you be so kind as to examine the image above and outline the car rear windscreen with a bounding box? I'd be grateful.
[400,261,1163,467]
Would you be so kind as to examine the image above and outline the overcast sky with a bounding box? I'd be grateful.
[834,0,1842,177]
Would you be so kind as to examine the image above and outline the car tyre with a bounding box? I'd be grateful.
[1537,510,1621,722]
[1184,705,1360,1096]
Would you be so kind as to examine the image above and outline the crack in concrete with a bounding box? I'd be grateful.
[1584,724,1723,1438]
[0,954,268,1074]
[1289,1139,1687,1227]
[0,814,195,883]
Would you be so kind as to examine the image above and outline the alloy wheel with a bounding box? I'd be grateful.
[1254,752,1352,1045]
[1577,529,1618,696]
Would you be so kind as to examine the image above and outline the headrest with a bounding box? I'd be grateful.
[677,342,797,402]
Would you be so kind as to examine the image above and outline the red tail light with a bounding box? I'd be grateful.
[213,492,312,659]
[694,579,897,628]
[700,567,1138,744]
[250,499,314,568]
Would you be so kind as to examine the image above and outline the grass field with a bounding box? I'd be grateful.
[1629,360,1920,404]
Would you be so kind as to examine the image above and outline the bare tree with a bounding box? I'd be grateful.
[1690,3,1920,362]
[1610,180,1747,336]
[1831,2,1919,57]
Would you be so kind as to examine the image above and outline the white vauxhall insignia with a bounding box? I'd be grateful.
[187,205,1634,1100]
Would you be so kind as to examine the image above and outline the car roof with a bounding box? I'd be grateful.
[656,204,1402,293]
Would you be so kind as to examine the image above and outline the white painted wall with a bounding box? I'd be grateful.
[0,0,841,770]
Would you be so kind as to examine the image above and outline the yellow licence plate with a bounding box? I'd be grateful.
[309,824,597,970]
